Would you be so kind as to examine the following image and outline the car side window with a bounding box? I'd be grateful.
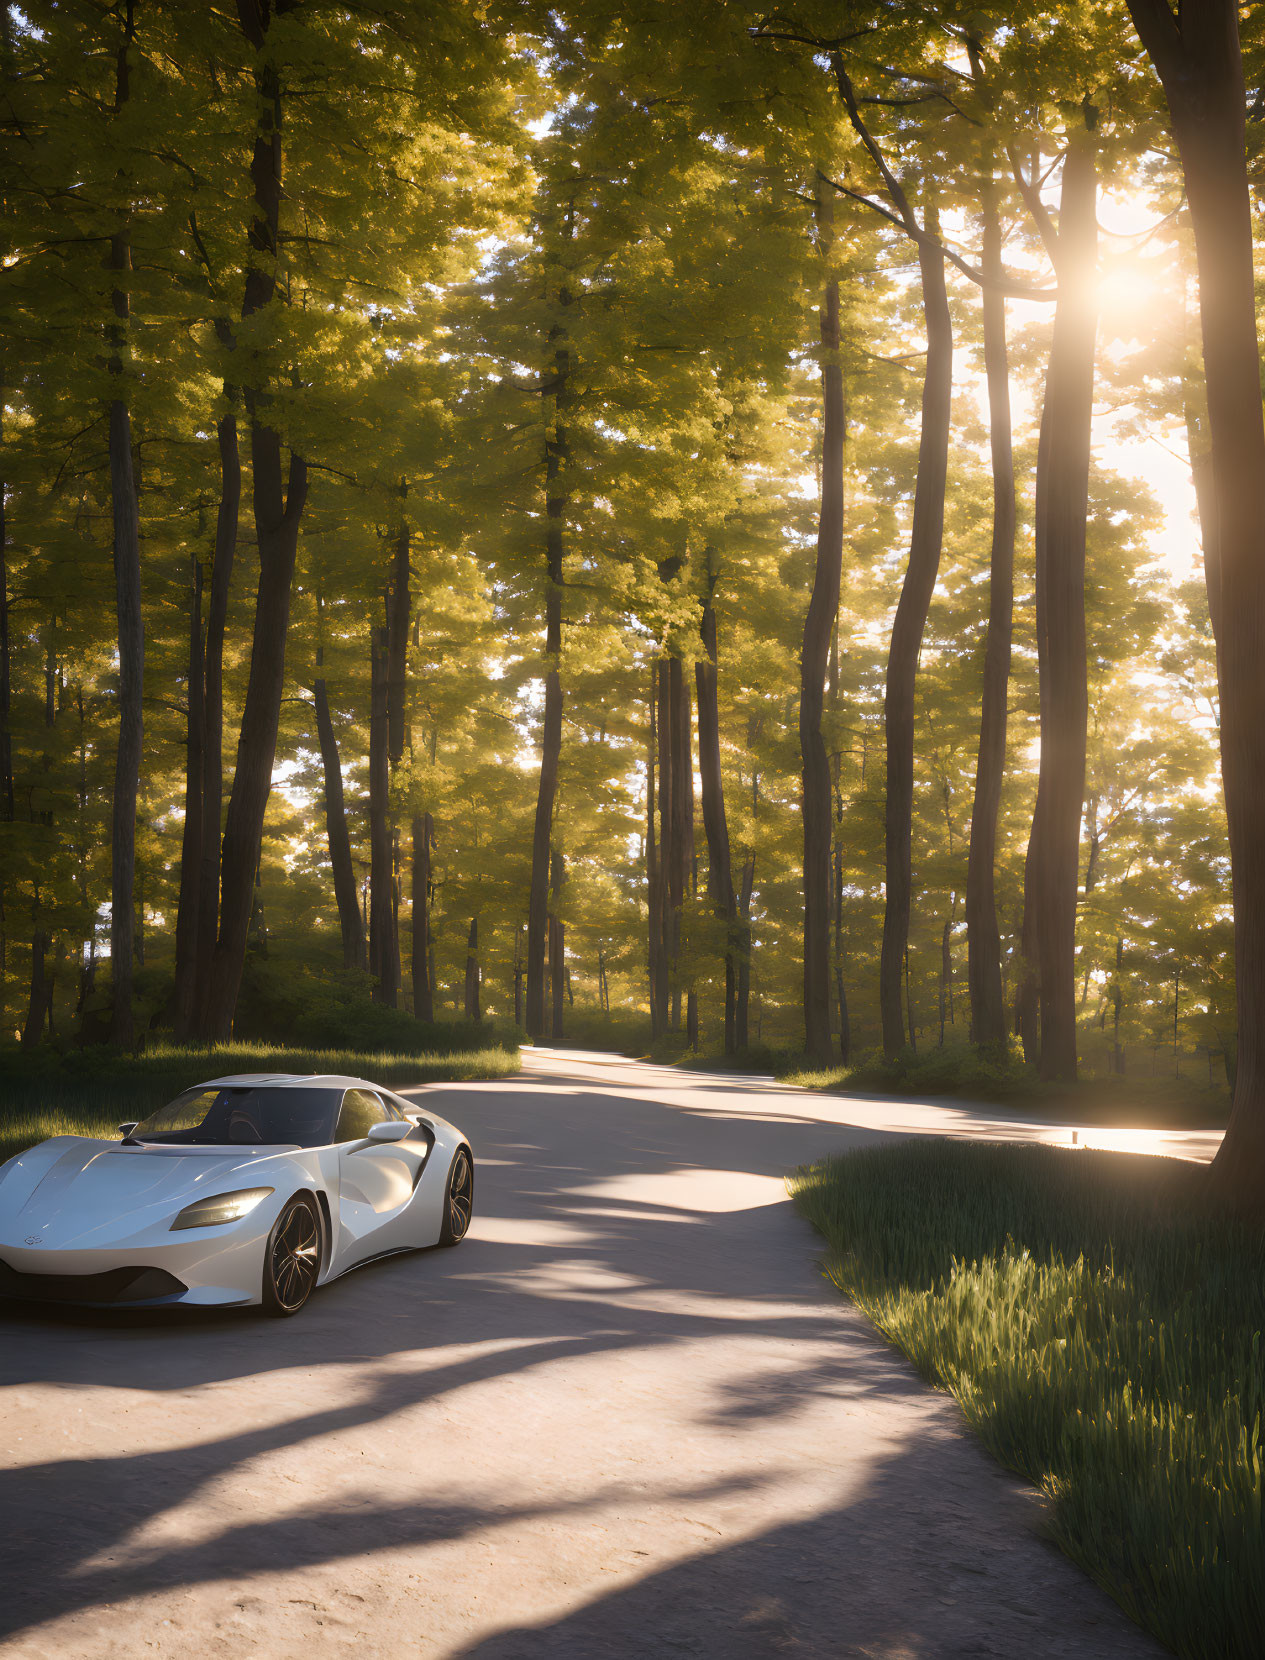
[335,1089,387,1144]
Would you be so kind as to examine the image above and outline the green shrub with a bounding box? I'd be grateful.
[550,1007,655,1055]
[792,1141,1265,1660]
[781,1041,1229,1126]
[0,1039,520,1162]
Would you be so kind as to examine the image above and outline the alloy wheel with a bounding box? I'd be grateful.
[266,1198,320,1314]
[442,1150,473,1245]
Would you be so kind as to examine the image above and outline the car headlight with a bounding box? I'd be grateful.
[170,1187,275,1231]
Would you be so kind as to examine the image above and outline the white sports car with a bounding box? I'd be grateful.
[0,1072,474,1316]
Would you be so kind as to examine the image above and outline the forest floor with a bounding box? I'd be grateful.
[0,1048,1178,1659]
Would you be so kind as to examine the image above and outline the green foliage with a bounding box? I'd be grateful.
[225,960,509,1054]
[792,1142,1265,1660]
[798,1043,1043,1102]
[0,1039,520,1162]
[0,0,1238,1087]
[783,1040,1231,1126]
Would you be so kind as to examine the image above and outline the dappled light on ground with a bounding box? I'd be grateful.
[0,1054,1163,1657]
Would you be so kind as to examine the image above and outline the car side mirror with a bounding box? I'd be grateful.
[118,1122,139,1138]
[366,1120,411,1143]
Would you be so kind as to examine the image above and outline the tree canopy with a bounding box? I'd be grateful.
[3,0,1264,1197]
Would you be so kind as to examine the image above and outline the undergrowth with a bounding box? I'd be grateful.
[791,1140,1264,1660]
[0,1040,520,1162]
[782,1043,1229,1127]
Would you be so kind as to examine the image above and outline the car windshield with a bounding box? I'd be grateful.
[130,1087,340,1148]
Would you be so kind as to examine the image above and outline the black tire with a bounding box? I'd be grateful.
[437,1146,474,1247]
[262,1194,322,1316]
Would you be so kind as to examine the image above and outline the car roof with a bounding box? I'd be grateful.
[197,1073,382,1092]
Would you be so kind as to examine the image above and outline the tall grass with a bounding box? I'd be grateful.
[782,1043,1229,1127]
[0,1040,520,1162]
[791,1141,1264,1660]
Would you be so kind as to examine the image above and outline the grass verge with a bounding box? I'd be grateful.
[0,1040,520,1163]
[782,1045,1229,1129]
[791,1141,1263,1660]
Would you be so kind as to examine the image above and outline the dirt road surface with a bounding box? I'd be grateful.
[2,1049,1191,1659]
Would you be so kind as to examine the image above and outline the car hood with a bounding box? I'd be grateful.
[0,1138,296,1250]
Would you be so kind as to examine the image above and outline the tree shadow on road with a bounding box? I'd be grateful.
[0,1074,1156,1654]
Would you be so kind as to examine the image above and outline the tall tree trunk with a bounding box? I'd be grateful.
[646,670,668,1036]
[0,402,12,827]
[1181,279,1223,677]
[464,915,480,1022]
[386,514,410,769]
[656,655,677,1028]
[801,183,846,1066]
[1024,119,1098,1084]
[203,6,308,1038]
[314,653,365,971]
[939,909,954,1045]
[549,847,565,1042]
[187,396,240,1030]
[204,437,306,1037]
[736,852,755,1050]
[965,168,1016,1051]
[172,556,204,1034]
[368,626,397,1004]
[879,223,953,1056]
[829,611,851,1068]
[22,928,49,1050]
[696,557,738,1055]
[1128,0,1265,1204]
[385,516,410,1004]
[526,301,569,1040]
[411,812,433,1021]
[832,833,851,1065]
[666,654,695,1032]
[106,10,141,1049]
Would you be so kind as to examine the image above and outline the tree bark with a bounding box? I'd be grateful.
[203,441,306,1037]
[801,183,846,1065]
[526,301,569,1040]
[670,654,695,1036]
[187,399,240,1031]
[1024,120,1098,1083]
[411,812,433,1021]
[106,13,141,1049]
[549,847,565,1041]
[1127,0,1265,1204]
[0,400,12,826]
[965,168,1015,1051]
[464,915,480,1022]
[314,656,365,971]
[879,225,953,1056]
[368,626,397,1004]
[736,852,754,1050]
[646,670,668,1036]
[386,514,410,769]
[172,556,204,1034]
[202,5,308,1038]
[22,929,49,1050]
[656,656,676,1028]
[696,558,739,1054]
[1181,296,1223,664]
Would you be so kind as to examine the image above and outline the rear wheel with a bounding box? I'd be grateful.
[262,1194,322,1316]
[438,1146,473,1246]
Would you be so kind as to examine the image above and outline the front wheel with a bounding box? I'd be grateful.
[437,1147,473,1246]
[262,1194,322,1316]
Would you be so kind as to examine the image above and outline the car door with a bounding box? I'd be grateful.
[333,1090,429,1265]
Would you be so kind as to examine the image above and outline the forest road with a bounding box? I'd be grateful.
[0,1048,1183,1660]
